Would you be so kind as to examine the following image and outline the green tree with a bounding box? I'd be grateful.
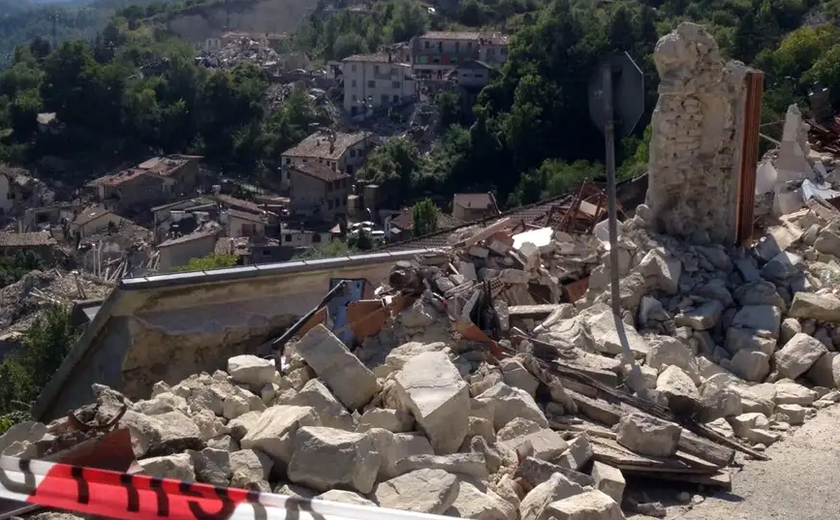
[348,229,374,250]
[173,253,238,272]
[412,199,439,236]
[435,91,462,130]
[0,304,77,430]
[357,138,420,203]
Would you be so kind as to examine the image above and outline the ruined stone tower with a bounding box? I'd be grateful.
[646,22,748,244]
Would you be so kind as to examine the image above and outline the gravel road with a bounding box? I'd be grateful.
[666,405,840,520]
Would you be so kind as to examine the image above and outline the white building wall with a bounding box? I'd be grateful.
[343,61,415,115]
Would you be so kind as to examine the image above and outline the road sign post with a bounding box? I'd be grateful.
[589,52,645,396]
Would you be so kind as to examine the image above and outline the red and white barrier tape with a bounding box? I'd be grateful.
[0,456,451,520]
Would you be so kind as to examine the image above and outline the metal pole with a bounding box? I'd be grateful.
[602,66,621,319]
[602,65,647,399]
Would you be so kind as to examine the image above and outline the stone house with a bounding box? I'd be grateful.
[86,169,169,213]
[0,231,57,263]
[452,193,498,222]
[224,209,270,238]
[288,162,351,221]
[70,207,122,239]
[157,230,220,273]
[280,131,371,190]
[87,155,202,212]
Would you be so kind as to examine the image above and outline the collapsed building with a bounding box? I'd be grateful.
[6,21,840,520]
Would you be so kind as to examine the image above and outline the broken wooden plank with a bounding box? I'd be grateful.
[678,428,735,468]
[630,469,732,491]
[509,304,566,319]
[567,389,622,426]
[591,437,718,474]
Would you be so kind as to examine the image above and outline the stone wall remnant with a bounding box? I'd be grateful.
[647,22,748,244]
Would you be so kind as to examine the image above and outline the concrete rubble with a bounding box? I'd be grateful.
[10,21,840,520]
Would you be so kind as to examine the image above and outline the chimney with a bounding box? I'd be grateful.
[388,51,393,63]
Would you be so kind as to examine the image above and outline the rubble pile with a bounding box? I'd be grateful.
[198,37,282,70]
[11,194,840,520]
[0,270,112,335]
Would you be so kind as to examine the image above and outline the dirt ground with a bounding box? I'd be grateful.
[652,405,840,520]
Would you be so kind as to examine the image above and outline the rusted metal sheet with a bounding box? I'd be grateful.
[564,277,590,303]
[347,300,389,341]
[736,70,764,246]
[298,307,328,337]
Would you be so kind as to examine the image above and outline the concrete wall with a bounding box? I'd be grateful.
[158,234,217,272]
[33,248,445,420]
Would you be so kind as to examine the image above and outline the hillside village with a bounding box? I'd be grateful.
[6,0,840,515]
[3,15,840,520]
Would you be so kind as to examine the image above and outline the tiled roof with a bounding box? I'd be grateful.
[282,131,371,160]
[0,232,56,247]
[226,208,269,224]
[453,193,495,210]
[343,53,392,63]
[158,229,218,248]
[421,31,482,40]
[137,155,198,177]
[212,194,263,214]
[390,208,465,231]
[291,162,350,183]
[73,206,115,226]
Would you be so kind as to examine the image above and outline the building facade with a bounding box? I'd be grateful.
[410,31,509,81]
[342,53,416,116]
[280,131,371,190]
[288,163,351,221]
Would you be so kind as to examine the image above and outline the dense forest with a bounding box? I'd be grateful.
[2,0,840,208]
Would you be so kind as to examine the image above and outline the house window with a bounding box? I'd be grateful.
[391,67,398,75]
[393,95,400,103]
[375,65,381,74]
[467,42,473,49]
[475,72,484,78]
[424,41,430,49]
[432,56,440,63]
[351,80,357,87]
[284,235,292,242]
[313,234,321,243]
[352,94,357,102]
[381,94,389,105]
[392,81,400,89]
[262,250,271,256]
[285,157,291,164]
[455,41,460,51]
[351,64,357,72]
[350,150,356,158]
[367,80,375,88]
[419,56,428,64]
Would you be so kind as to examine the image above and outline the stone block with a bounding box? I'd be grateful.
[591,462,625,504]
[394,351,470,454]
[446,480,517,520]
[289,379,355,430]
[240,405,319,465]
[775,333,828,379]
[556,433,593,471]
[545,489,625,520]
[519,473,586,520]
[227,355,276,386]
[295,324,380,410]
[356,408,414,433]
[287,426,380,494]
[476,382,548,430]
[789,293,840,322]
[372,469,459,515]
[616,413,680,457]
